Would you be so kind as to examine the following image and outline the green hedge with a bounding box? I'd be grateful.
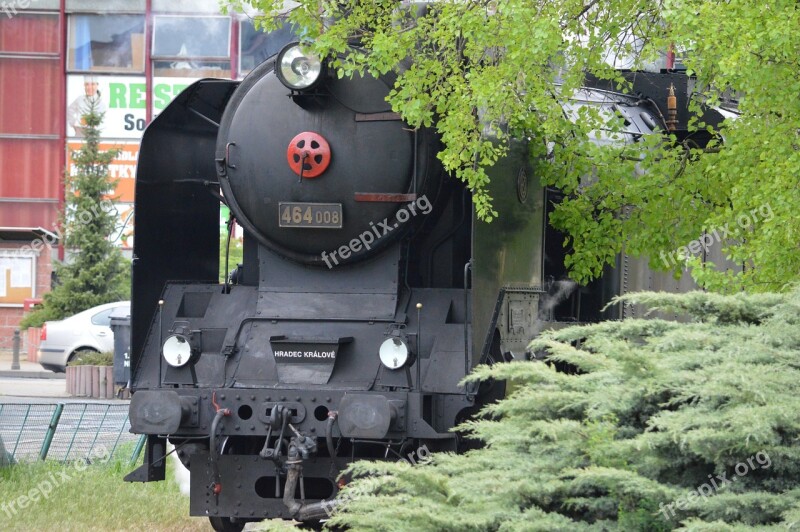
[328,290,800,531]
[67,351,113,367]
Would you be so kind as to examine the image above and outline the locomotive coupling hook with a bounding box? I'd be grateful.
[259,405,291,461]
[283,432,334,521]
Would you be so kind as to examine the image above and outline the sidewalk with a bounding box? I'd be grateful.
[0,349,64,379]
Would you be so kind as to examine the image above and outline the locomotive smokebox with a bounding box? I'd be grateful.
[215,54,443,266]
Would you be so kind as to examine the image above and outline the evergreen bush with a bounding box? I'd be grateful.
[329,290,800,531]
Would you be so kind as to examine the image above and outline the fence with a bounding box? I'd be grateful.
[0,402,143,464]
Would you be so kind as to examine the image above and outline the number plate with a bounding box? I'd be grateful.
[278,202,342,229]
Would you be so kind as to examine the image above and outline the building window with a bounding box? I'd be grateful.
[0,251,37,306]
[67,15,145,73]
[239,19,295,78]
[152,0,220,13]
[152,15,230,78]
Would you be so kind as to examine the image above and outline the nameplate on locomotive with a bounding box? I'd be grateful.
[273,345,337,362]
[269,336,352,364]
[278,202,342,229]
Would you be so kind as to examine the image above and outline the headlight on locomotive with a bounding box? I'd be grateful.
[162,334,194,367]
[379,337,412,370]
[276,42,324,91]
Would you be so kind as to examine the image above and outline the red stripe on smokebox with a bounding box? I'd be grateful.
[354,193,418,202]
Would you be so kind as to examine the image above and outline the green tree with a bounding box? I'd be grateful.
[21,96,130,329]
[228,0,800,293]
[327,289,800,530]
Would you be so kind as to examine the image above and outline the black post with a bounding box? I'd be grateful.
[11,329,21,370]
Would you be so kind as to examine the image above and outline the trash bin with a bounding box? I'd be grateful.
[110,306,132,386]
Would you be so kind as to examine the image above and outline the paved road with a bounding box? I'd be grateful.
[0,377,70,399]
[0,350,64,379]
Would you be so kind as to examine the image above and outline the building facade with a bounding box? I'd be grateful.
[0,0,289,348]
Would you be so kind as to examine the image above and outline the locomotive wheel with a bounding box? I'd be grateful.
[208,516,245,532]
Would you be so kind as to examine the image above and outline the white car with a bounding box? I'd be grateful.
[38,301,130,373]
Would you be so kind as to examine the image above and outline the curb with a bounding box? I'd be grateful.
[0,370,65,379]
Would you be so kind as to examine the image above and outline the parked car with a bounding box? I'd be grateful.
[38,301,130,373]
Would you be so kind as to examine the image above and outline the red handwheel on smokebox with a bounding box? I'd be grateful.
[286,131,331,178]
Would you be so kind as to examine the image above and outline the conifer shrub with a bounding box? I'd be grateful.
[328,290,800,531]
[20,95,129,330]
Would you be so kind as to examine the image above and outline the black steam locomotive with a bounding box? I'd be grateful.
[125,40,723,530]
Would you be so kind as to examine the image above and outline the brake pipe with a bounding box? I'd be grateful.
[210,391,231,495]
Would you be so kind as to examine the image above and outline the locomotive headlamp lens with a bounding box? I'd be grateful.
[162,335,192,368]
[277,43,323,90]
[379,337,410,370]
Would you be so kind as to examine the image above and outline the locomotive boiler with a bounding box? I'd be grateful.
[125,40,725,530]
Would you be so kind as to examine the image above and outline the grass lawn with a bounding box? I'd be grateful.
[0,443,309,531]
[0,445,208,532]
